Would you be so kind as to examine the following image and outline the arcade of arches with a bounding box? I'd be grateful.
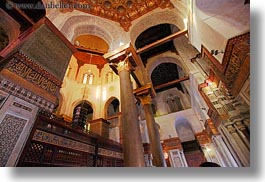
[0,0,250,167]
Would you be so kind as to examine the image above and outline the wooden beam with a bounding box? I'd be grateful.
[131,72,142,87]
[136,29,188,54]
[154,76,189,91]
[7,1,35,25]
[133,82,156,98]
[75,46,106,56]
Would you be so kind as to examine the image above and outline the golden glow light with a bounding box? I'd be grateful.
[164,151,169,159]
[183,18,188,30]
[102,87,107,101]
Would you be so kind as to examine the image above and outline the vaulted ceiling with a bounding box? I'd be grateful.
[60,0,174,31]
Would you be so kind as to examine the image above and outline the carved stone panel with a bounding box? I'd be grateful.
[0,114,27,166]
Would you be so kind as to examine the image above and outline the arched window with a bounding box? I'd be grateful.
[105,70,114,84]
[83,70,94,85]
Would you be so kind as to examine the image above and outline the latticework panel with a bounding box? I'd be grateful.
[24,142,44,163]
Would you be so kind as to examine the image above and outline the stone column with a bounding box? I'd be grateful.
[139,95,166,167]
[225,124,250,166]
[117,60,145,167]
[212,135,238,167]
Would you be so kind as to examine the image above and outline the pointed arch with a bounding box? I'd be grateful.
[174,116,195,142]
[104,97,120,119]
[71,99,95,118]
[147,56,184,79]
[72,100,94,128]
[56,92,65,115]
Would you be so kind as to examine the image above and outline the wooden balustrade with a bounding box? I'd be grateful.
[17,111,123,167]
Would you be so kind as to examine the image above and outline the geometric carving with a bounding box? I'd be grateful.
[222,32,250,72]
[224,39,250,93]
[0,114,27,166]
[32,129,123,159]
[201,32,250,97]
[33,129,96,154]
[0,79,55,111]
[202,32,250,75]
[98,148,123,159]
[60,0,173,31]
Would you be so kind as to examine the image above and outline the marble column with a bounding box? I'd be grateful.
[117,61,145,167]
[225,124,250,166]
[139,95,166,167]
[212,135,238,167]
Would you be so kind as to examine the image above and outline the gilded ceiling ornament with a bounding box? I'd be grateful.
[60,0,173,31]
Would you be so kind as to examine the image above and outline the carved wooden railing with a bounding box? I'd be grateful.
[199,88,229,128]
[17,111,123,167]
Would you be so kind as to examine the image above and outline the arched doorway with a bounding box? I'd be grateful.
[174,117,207,167]
[72,101,93,129]
[105,97,120,142]
[106,97,120,119]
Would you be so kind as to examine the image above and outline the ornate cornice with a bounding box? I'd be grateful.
[60,0,173,31]
[201,32,250,75]
[223,32,250,73]
[0,78,55,111]
[195,130,212,145]
[162,137,182,150]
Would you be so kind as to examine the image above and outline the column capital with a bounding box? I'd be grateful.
[117,59,131,73]
[138,94,152,105]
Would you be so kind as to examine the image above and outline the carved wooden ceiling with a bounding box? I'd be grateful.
[60,0,173,31]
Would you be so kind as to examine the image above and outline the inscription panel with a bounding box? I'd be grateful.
[32,130,123,159]
[7,54,60,95]
[33,130,95,154]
